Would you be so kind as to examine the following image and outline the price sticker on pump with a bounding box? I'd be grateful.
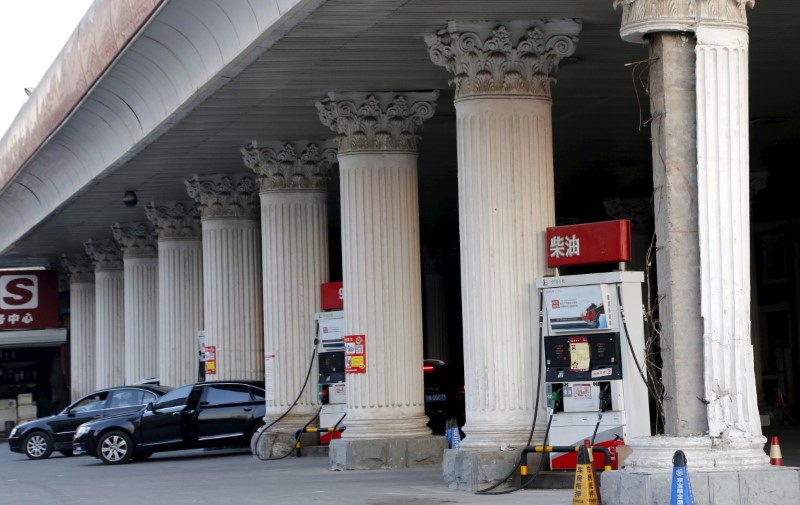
[344,334,366,374]
[568,336,590,372]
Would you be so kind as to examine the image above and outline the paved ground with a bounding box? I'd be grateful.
[2,426,798,505]
[0,441,574,505]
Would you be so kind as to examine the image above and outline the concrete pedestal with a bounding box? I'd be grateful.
[330,436,448,471]
[602,467,800,505]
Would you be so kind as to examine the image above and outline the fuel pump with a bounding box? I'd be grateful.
[536,271,648,470]
[529,219,650,471]
[315,282,346,438]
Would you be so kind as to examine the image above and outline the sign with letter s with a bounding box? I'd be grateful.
[0,270,59,330]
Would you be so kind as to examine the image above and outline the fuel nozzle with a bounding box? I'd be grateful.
[550,389,562,412]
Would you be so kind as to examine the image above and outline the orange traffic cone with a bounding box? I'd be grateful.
[572,444,600,505]
[770,436,784,466]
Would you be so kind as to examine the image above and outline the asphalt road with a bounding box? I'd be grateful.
[0,441,574,505]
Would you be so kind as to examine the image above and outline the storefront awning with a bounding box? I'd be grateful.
[0,328,67,348]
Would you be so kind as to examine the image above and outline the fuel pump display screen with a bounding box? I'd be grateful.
[319,351,345,384]
[543,332,623,382]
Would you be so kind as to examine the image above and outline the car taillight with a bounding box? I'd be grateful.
[423,365,435,373]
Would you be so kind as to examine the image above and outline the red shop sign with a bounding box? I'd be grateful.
[0,270,59,330]
[546,220,632,268]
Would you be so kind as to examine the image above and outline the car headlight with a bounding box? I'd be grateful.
[75,425,91,438]
[9,426,18,438]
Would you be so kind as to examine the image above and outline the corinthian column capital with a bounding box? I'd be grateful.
[425,20,581,99]
[241,141,337,193]
[112,222,158,258]
[60,253,95,283]
[614,0,755,43]
[316,92,438,154]
[144,201,202,239]
[84,239,123,271]
[184,174,260,219]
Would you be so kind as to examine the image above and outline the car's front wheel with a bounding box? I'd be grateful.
[97,431,134,465]
[22,432,54,460]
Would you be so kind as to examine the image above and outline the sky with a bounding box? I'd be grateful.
[0,0,95,138]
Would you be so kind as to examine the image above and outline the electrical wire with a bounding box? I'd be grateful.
[475,291,546,495]
[254,341,319,461]
[616,285,649,388]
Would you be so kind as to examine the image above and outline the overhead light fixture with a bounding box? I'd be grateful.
[123,190,139,208]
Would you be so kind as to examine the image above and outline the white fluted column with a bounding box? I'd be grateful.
[611,0,770,475]
[146,201,204,388]
[186,174,263,381]
[427,20,581,450]
[61,253,96,399]
[317,92,439,451]
[696,21,759,444]
[85,239,125,389]
[113,223,159,384]
[243,141,336,430]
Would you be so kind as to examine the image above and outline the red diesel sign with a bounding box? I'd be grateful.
[0,270,59,330]
[321,281,344,310]
[546,220,632,268]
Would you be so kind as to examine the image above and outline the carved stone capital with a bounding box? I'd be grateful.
[112,222,158,258]
[316,92,438,154]
[145,201,202,239]
[614,0,755,43]
[60,253,95,283]
[84,239,123,271]
[241,141,337,193]
[425,20,581,100]
[184,174,260,219]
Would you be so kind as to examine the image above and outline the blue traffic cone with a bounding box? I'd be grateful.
[670,450,695,505]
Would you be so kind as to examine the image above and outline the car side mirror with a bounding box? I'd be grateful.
[146,402,155,412]
[67,410,76,417]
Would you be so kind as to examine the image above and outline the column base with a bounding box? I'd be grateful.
[442,447,522,492]
[624,435,770,470]
[329,435,447,470]
[602,467,800,504]
[251,425,303,460]
[602,435,800,504]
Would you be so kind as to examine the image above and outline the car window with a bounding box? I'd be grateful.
[250,386,265,401]
[71,392,109,413]
[155,385,193,409]
[204,384,252,405]
[109,389,156,408]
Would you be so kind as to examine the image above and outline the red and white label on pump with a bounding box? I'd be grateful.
[321,281,344,310]
[205,346,217,375]
[344,334,366,373]
[546,220,631,268]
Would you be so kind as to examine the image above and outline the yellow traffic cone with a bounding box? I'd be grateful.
[573,444,600,505]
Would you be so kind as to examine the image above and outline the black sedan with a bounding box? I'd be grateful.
[8,385,172,460]
[73,381,266,464]
[424,359,465,434]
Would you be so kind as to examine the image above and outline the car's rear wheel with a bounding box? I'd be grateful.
[22,432,53,460]
[97,431,134,465]
[58,449,74,457]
